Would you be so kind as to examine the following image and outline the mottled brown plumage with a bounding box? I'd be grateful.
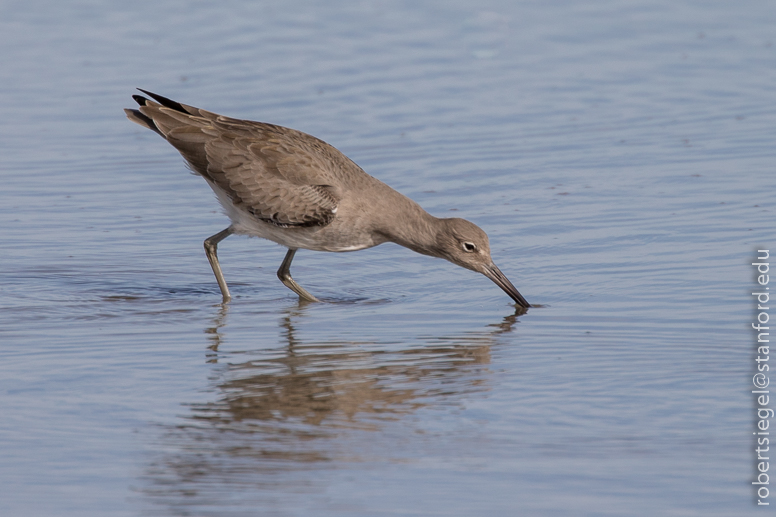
[125,90,529,307]
[129,91,344,228]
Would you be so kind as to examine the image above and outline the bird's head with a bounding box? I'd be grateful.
[435,218,530,308]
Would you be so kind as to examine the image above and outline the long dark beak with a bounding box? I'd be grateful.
[483,263,530,308]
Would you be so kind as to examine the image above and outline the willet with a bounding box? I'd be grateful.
[125,90,530,307]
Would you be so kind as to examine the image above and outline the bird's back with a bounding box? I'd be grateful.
[125,90,368,228]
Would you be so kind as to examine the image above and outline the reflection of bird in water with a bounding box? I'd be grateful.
[199,304,504,427]
[125,90,530,307]
[140,306,523,509]
[195,304,523,429]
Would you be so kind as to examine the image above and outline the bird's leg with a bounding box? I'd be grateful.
[277,248,320,302]
[204,227,235,303]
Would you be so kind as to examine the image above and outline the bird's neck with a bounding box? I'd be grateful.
[374,189,446,259]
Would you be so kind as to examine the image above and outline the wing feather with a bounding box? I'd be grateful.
[129,94,342,228]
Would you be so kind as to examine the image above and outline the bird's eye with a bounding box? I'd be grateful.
[462,242,477,252]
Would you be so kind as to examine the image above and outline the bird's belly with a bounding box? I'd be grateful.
[235,217,377,252]
[208,183,379,252]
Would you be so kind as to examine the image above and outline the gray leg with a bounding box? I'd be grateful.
[204,227,234,302]
[277,248,320,302]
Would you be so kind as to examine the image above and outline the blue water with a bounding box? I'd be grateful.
[1,0,774,515]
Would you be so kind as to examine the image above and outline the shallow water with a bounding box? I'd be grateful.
[1,0,774,515]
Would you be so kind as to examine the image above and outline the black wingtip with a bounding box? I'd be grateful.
[132,94,148,106]
[124,107,163,136]
[136,88,187,114]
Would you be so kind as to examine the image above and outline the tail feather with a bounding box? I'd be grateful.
[124,107,163,136]
[131,94,148,106]
[137,89,189,114]
[125,88,198,136]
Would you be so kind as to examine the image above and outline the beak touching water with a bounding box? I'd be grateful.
[483,263,530,308]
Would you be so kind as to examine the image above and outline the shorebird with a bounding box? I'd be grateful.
[125,90,530,307]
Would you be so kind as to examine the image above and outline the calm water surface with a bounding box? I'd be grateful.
[1,0,774,515]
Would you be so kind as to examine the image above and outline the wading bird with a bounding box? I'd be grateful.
[125,90,529,307]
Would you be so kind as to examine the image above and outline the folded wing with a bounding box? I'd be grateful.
[125,90,340,227]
